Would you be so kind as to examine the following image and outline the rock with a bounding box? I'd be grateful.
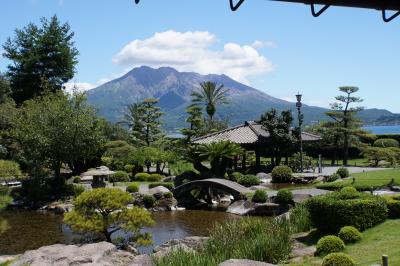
[162,176,175,182]
[390,185,400,192]
[252,203,288,216]
[12,242,135,266]
[292,194,312,204]
[219,259,276,266]
[148,186,171,196]
[153,236,208,258]
[125,245,138,255]
[0,255,16,264]
[226,200,255,215]
[249,185,269,191]
[129,255,154,266]
[153,243,194,258]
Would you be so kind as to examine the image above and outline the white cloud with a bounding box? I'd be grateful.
[63,82,95,94]
[251,40,276,49]
[112,30,274,84]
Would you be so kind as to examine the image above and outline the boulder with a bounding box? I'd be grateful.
[12,242,135,266]
[219,259,276,266]
[226,200,256,216]
[256,172,271,180]
[129,255,154,266]
[249,185,269,191]
[153,236,208,258]
[162,176,175,182]
[148,186,171,197]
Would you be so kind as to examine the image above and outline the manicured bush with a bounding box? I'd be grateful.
[276,189,293,204]
[72,176,81,183]
[164,192,173,198]
[271,166,293,183]
[306,190,387,232]
[126,184,139,193]
[148,182,174,190]
[336,167,350,179]
[374,138,399,148]
[143,195,155,208]
[385,196,400,219]
[237,174,260,187]
[147,174,163,182]
[109,171,129,182]
[124,164,134,173]
[252,189,267,203]
[338,226,362,243]
[316,183,374,192]
[73,185,85,197]
[322,253,355,266]
[134,172,151,181]
[229,172,243,182]
[288,152,315,172]
[325,173,340,183]
[316,235,345,256]
[339,187,359,199]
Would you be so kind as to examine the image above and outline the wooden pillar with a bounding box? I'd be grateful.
[241,153,247,171]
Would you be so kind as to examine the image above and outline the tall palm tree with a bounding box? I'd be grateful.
[191,81,229,122]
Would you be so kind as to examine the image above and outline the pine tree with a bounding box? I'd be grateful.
[181,104,204,142]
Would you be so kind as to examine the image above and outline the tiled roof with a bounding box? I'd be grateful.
[192,121,321,145]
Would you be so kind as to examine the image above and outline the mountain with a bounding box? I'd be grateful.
[86,66,400,133]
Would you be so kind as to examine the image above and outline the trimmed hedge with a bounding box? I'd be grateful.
[147,174,164,182]
[271,166,292,183]
[316,235,345,256]
[322,253,355,266]
[276,189,293,204]
[325,173,340,183]
[338,226,362,243]
[109,171,129,182]
[134,172,151,181]
[252,190,267,203]
[148,182,174,190]
[315,183,375,192]
[306,189,387,232]
[237,174,260,187]
[126,184,139,193]
[336,167,350,179]
[384,195,400,219]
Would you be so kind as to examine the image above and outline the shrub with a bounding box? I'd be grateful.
[147,174,163,182]
[164,192,173,198]
[143,195,155,208]
[276,189,293,204]
[316,235,345,256]
[229,172,243,182]
[126,184,139,193]
[148,182,174,190]
[134,172,151,181]
[316,183,375,192]
[385,196,400,219]
[288,152,315,172]
[289,204,312,233]
[169,161,195,176]
[72,176,81,183]
[109,171,129,183]
[325,173,340,183]
[124,164,134,173]
[322,253,355,266]
[339,187,359,199]
[374,138,399,148]
[306,190,387,232]
[336,167,350,179]
[338,226,362,243]
[237,174,260,187]
[73,185,85,197]
[271,166,292,183]
[252,190,267,203]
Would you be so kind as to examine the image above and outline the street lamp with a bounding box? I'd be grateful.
[296,93,304,173]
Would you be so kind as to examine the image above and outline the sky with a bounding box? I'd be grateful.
[0,0,399,112]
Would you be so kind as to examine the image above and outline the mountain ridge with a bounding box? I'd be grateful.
[86,66,400,133]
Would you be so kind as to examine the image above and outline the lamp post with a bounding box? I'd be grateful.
[296,93,304,173]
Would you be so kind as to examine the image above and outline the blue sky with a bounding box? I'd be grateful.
[0,0,399,112]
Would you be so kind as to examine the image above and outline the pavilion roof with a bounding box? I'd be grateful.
[192,121,321,145]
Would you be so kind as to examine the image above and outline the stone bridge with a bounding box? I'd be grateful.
[173,178,251,201]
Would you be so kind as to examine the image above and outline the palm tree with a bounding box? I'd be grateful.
[191,81,229,122]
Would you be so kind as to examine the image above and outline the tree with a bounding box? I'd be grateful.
[191,81,229,122]
[12,91,104,191]
[326,87,364,165]
[0,73,11,104]
[195,141,243,177]
[64,188,154,244]
[362,147,397,167]
[125,98,163,146]
[260,109,295,166]
[101,141,135,171]
[0,160,21,185]
[181,104,204,142]
[3,15,78,104]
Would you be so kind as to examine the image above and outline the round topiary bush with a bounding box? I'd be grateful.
[276,189,293,204]
[271,165,293,183]
[147,174,163,182]
[322,253,355,266]
[252,189,268,203]
[336,167,350,179]
[374,138,399,148]
[126,184,139,193]
[326,173,340,183]
[164,192,173,198]
[109,171,130,183]
[237,174,260,187]
[134,172,151,181]
[143,195,155,208]
[338,226,362,243]
[316,235,345,256]
[229,172,243,182]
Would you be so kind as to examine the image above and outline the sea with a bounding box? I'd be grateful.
[363,125,400,135]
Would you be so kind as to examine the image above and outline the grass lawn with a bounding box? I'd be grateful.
[286,219,400,265]
[316,169,400,190]
[116,181,152,187]
[321,158,371,167]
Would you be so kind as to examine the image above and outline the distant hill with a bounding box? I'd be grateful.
[86,66,400,133]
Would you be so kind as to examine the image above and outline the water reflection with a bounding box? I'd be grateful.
[0,210,239,255]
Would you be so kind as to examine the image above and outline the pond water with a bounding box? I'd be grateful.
[0,210,239,255]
